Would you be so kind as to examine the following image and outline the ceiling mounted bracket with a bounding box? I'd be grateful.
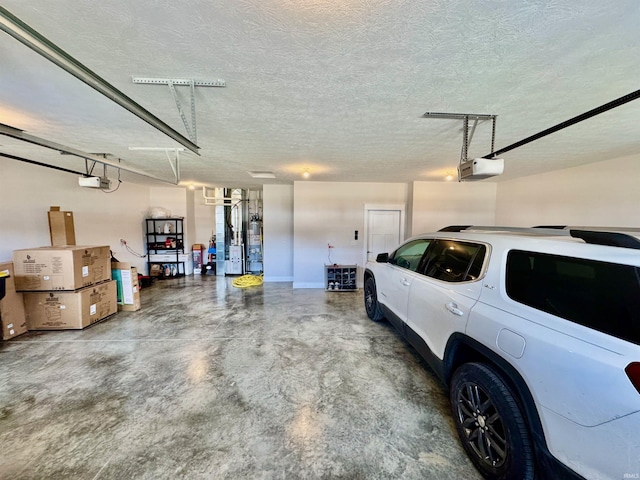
[129,147,184,184]
[423,112,498,164]
[132,77,226,145]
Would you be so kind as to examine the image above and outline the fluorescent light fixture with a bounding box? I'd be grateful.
[248,171,276,179]
[0,7,199,154]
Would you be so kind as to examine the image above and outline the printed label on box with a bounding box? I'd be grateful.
[90,304,97,315]
[82,266,89,277]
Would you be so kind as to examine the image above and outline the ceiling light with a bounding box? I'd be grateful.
[302,169,310,179]
[188,184,195,190]
[445,173,454,181]
[248,171,276,179]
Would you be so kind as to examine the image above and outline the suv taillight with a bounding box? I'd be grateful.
[626,362,640,394]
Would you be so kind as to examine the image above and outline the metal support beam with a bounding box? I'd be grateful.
[0,7,200,154]
[132,77,226,145]
[423,112,496,121]
[0,123,179,185]
[168,81,196,144]
[132,77,226,87]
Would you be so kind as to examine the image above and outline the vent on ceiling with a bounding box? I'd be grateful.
[248,171,276,179]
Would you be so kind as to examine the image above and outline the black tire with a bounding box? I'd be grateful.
[450,363,534,480]
[364,277,385,321]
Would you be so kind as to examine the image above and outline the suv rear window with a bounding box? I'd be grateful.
[506,250,640,345]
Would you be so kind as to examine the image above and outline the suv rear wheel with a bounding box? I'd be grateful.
[450,363,534,480]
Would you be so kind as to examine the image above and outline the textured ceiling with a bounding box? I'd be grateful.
[1,1,639,188]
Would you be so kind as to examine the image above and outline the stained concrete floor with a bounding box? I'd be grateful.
[0,276,482,480]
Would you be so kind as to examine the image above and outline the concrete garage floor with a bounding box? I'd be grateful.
[0,276,482,480]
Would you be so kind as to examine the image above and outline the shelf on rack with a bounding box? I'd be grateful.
[146,218,185,278]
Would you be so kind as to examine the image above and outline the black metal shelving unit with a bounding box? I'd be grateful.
[146,218,185,278]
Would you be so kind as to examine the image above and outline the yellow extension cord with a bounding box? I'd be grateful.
[232,273,264,288]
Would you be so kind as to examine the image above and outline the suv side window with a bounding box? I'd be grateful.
[422,240,487,282]
[506,250,640,345]
[389,239,431,271]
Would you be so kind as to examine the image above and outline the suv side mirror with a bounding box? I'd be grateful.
[376,253,389,263]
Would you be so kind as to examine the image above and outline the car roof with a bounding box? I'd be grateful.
[405,227,640,264]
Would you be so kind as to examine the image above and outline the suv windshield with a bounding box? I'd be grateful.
[506,250,640,345]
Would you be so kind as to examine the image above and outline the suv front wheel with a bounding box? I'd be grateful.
[364,277,384,321]
[450,362,534,480]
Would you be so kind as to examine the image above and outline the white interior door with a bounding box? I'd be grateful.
[366,209,401,262]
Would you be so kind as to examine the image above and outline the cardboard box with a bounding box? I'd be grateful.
[192,244,205,267]
[111,262,141,312]
[149,264,163,277]
[23,280,117,330]
[13,245,111,291]
[0,262,28,340]
[192,245,205,275]
[48,206,76,246]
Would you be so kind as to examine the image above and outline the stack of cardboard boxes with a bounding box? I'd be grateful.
[0,206,144,338]
[13,245,117,330]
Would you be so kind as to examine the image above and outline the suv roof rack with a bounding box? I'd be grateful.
[438,225,640,250]
[464,226,569,236]
[569,230,640,250]
[438,225,472,232]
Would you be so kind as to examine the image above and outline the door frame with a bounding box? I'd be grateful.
[363,203,406,269]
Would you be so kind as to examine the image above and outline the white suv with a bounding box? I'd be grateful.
[363,226,640,480]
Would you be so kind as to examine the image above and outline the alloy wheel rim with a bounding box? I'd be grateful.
[365,286,373,311]
[455,382,508,468]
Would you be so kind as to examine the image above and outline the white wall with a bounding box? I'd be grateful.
[149,187,187,221]
[263,184,294,282]
[495,154,640,227]
[193,188,215,247]
[412,181,497,234]
[293,181,409,288]
[0,159,151,272]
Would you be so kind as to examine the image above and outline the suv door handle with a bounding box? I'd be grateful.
[445,302,464,316]
[401,278,411,286]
